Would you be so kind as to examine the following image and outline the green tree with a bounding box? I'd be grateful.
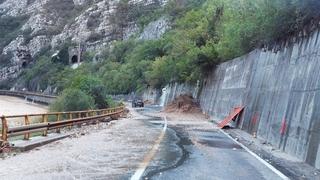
[65,73,110,108]
[50,88,95,112]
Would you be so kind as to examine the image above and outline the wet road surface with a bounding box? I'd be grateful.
[138,107,284,180]
[0,105,285,180]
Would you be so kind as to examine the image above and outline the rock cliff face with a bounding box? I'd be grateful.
[0,0,169,81]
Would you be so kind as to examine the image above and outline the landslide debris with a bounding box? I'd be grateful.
[165,94,201,113]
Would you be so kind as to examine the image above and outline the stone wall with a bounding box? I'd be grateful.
[159,28,320,168]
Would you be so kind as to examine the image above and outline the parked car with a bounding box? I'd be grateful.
[132,99,144,108]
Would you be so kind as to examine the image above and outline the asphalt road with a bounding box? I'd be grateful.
[136,107,285,180]
[0,105,286,180]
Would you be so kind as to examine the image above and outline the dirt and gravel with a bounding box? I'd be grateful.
[164,95,202,113]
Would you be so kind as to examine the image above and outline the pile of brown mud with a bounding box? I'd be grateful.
[143,99,153,105]
[165,94,202,113]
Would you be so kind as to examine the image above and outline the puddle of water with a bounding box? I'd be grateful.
[194,129,217,133]
[202,135,225,139]
[197,139,242,149]
[194,127,242,149]
[179,136,193,146]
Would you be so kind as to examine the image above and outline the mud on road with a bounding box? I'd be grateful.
[0,105,290,180]
[0,107,163,180]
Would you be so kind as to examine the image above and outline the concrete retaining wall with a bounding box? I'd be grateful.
[160,28,320,168]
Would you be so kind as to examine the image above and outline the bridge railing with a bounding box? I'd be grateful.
[0,90,57,104]
[0,106,125,142]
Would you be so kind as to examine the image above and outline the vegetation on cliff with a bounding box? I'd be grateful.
[84,0,320,91]
[11,0,320,110]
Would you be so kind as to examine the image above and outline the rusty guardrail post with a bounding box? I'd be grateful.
[24,115,30,140]
[1,116,8,141]
[56,113,61,133]
[42,114,48,136]
[69,113,72,130]
[0,106,124,140]
[77,112,82,128]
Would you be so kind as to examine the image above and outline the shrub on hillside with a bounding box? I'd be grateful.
[106,95,118,108]
[50,88,95,112]
[64,73,111,109]
[89,85,109,109]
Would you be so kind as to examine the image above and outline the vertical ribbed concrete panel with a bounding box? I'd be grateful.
[199,28,320,167]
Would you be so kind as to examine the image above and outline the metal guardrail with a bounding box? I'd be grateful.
[0,90,57,104]
[0,106,125,142]
[0,90,57,98]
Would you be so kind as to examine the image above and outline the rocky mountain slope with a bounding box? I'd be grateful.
[0,0,169,82]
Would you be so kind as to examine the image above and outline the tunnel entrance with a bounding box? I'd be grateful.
[68,44,85,66]
[71,55,78,64]
[21,61,27,68]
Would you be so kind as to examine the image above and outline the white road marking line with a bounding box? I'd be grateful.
[130,116,167,180]
[219,129,290,180]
